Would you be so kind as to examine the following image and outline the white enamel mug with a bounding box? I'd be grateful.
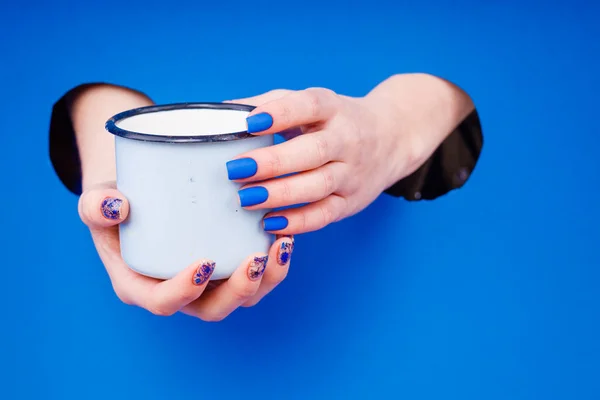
[105,103,273,280]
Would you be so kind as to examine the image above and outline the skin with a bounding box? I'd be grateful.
[70,73,474,321]
[71,85,292,321]
[229,73,474,233]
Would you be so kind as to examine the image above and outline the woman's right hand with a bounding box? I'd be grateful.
[79,182,294,321]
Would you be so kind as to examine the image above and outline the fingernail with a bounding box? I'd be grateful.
[276,235,294,252]
[193,261,216,286]
[246,113,273,133]
[101,197,123,220]
[277,241,293,266]
[264,216,288,231]
[238,186,269,207]
[248,255,268,281]
[226,158,258,180]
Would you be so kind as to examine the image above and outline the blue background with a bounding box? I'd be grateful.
[1,1,599,399]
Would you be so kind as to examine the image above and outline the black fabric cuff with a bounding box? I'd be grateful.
[384,108,483,200]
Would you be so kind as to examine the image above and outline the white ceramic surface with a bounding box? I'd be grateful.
[106,103,273,280]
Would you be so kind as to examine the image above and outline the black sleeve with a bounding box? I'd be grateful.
[384,108,483,201]
[48,83,151,196]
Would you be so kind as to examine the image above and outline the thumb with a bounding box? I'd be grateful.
[78,185,130,229]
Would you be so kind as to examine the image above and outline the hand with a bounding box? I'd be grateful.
[226,73,474,234]
[79,182,294,321]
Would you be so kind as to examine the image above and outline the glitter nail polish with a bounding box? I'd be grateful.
[101,197,123,220]
[277,241,293,265]
[193,261,216,285]
[248,255,268,281]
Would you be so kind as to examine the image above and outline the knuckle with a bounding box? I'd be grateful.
[266,149,284,177]
[276,101,293,125]
[278,180,293,203]
[149,307,175,317]
[306,86,334,99]
[199,310,227,322]
[314,135,330,165]
[307,87,338,113]
[319,202,336,227]
[318,87,337,97]
[147,299,176,317]
[241,298,260,308]
[320,167,336,197]
[151,305,175,317]
[113,284,133,306]
[298,210,308,232]
[304,88,322,118]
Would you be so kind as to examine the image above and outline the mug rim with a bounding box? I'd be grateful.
[105,102,256,143]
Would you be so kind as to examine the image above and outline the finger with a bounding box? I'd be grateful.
[238,162,347,210]
[126,259,216,317]
[79,187,130,228]
[226,130,340,182]
[243,237,293,307]
[262,194,348,234]
[245,88,339,135]
[225,89,291,107]
[181,253,268,322]
[89,219,215,316]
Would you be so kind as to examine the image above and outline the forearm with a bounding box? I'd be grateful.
[364,73,475,188]
[368,73,474,130]
[69,85,153,190]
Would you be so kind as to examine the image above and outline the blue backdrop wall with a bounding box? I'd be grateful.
[1,1,599,399]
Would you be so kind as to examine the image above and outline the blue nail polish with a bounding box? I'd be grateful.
[101,197,123,220]
[226,158,258,180]
[248,255,268,281]
[277,241,293,265]
[193,261,215,285]
[246,113,273,133]
[238,186,269,207]
[264,216,288,231]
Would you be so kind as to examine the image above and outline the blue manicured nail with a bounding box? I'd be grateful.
[264,216,288,231]
[246,113,273,133]
[101,197,123,220]
[238,186,269,207]
[226,158,258,180]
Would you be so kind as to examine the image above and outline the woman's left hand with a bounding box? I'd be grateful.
[226,73,474,234]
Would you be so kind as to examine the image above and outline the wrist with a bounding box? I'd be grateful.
[359,94,406,191]
[70,84,153,190]
[364,73,475,189]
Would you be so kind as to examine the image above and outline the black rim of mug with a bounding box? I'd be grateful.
[105,102,257,143]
